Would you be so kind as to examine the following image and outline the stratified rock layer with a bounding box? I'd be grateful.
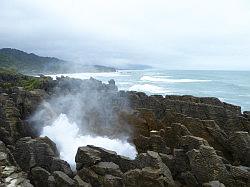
[0,70,249,186]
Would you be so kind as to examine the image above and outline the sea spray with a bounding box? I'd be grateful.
[41,113,137,168]
[30,78,137,168]
[129,84,170,94]
[140,75,211,83]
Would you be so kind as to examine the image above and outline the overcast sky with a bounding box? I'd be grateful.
[1,0,250,70]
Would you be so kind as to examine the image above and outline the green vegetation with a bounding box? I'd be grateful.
[20,78,43,91]
[0,67,18,75]
[0,67,51,91]
[0,48,64,74]
[0,48,116,74]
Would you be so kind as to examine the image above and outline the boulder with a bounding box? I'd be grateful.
[47,176,56,187]
[119,111,150,137]
[228,131,250,166]
[124,167,175,187]
[187,145,232,186]
[14,137,57,172]
[0,93,25,144]
[180,135,210,151]
[91,162,123,177]
[141,167,174,187]
[134,133,171,154]
[53,171,76,187]
[0,140,33,187]
[202,181,225,187]
[173,149,190,175]
[243,111,250,120]
[135,151,175,186]
[75,146,101,170]
[159,153,175,175]
[133,135,151,153]
[179,171,199,187]
[77,167,102,187]
[30,167,51,187]
[103,174,124,187]
[164,123,191,149]
[1,170,34,187]
[51,157,73,177]
[225,165,250,187]
[38,136,60,157]
[0,141,16,167]
[73,175,92,187]
[83,145,136,172]
[124,169,142,187]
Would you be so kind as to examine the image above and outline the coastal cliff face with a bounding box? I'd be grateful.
[0,71,250,187]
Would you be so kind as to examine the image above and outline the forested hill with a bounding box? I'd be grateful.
[0,48,116,74]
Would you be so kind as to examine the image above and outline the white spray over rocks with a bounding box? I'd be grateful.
[30,77,137,168]
[41,113,137,167]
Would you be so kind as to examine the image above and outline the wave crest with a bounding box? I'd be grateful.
[141,75,211,83]
[41,114,137,168]
[129,84,170,94]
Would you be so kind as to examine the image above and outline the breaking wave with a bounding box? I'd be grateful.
[41,114,137,168]
[47,72,130,80]
[129,84,170,94]
[140,75,211,83]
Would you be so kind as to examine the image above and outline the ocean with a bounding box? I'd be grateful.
[48,69,250,112]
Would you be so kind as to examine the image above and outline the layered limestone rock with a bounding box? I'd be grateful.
[0,71,250,187]
[75,145,175,187]
[0,141,33,187]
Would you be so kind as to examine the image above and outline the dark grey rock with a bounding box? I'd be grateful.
[187,145,232,186]
[91,162,123,177]
[202,181,225,187]
[30,166,51,187]
[14,137,57,172]
[228,131,250,166]
[103,174,124,187]
[51,157,73,177]
[74,175,92,187]
[75,146,101,170]
[53,171,76,187]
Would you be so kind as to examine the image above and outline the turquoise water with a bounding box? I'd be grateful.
[51,69,250,111]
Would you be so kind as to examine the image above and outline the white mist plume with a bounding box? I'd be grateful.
[41,113,137,167]
[31,78,137,168]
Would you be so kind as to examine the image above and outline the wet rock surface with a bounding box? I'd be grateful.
[0,71,250,186]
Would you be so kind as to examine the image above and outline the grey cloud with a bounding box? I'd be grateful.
[0,0,250,70]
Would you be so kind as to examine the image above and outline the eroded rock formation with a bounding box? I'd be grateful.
[0,71,249,186]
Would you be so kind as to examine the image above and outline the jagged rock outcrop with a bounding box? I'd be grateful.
[187,145,231,185]
[228,131,250,166]
[0,92,26,145]
[243,111,250,120]
[30,167,51,187]
[1,70,250,186]
[14,137,59,172]
[75,146,175,187]
[0,141,33,187]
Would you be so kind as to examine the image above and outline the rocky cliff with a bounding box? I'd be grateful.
[0,70,249,187]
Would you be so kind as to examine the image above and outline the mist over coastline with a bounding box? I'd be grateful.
[1,0,250,70]
[29,77,137,168]
[47,69,250,111]
[1,1,250,186]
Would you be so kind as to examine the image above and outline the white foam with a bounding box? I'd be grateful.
[218,97,226,102]
[129,84,170,94]
[41,114,137,168]
[140,75,211,83]
[154,75,172,78]
[47,72,130,80]
[117,82,131,85]
[238,94,250,97]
